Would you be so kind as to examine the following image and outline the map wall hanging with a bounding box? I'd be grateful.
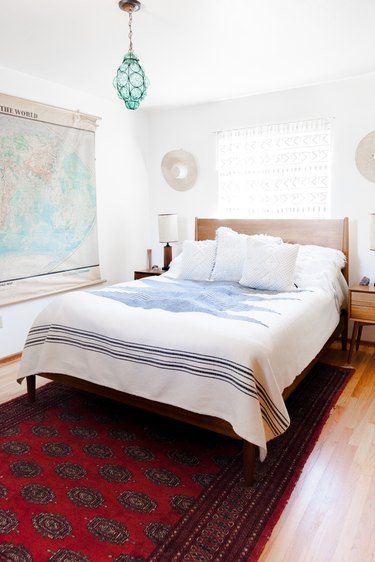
[0,93,102,305]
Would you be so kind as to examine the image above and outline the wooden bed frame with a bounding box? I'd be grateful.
[25,217,349,486]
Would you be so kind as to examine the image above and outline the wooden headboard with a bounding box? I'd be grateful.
[195,217,349,282]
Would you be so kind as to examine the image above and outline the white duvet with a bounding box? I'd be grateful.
[18,274,344,460]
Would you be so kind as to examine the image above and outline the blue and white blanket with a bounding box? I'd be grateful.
[19,276,342,459]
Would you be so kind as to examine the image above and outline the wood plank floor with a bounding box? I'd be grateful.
[1,343,374,561]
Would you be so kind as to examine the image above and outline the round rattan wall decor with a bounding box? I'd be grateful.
[161,149,197,191]
[355,131,375,182]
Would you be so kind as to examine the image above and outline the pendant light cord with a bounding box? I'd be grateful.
[128,12,133,52]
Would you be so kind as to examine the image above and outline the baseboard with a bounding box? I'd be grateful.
[0,352,22,366]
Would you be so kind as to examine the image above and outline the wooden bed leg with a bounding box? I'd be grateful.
[243,441,257,487]
[341,310,348,351]
[26,375,36,403]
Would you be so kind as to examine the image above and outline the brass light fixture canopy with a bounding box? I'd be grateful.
[119,0,141,12]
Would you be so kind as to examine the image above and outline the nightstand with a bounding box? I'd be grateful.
[347,284,375,362]
[134,269,163,280]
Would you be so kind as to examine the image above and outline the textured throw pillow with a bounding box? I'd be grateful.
[181,240,216,281]
[210,227,283,282]
[240,238,299,291]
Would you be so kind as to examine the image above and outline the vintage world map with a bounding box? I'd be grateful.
[0,113,99,304]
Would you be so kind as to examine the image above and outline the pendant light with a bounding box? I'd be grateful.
[114,0,149,110]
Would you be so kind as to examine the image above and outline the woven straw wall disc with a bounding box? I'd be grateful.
[161,150,197,191]
[355,131,375,182]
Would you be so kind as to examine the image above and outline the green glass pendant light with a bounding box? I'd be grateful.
[114,0,149,110]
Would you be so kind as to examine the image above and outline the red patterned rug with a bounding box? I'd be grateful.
[0,362,353,562]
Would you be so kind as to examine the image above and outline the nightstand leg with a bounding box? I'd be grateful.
[356,325,363,351]
[348,322,359,363]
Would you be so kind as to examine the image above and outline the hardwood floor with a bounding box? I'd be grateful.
[260,342,375,562]
[0,355,47,403]
[1,343,374,561]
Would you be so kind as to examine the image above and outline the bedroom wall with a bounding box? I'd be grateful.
[0,66,150,357]
[3,70,375,357]
[146,72,375,285]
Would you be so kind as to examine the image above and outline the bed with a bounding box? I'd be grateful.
[18,217,349,486]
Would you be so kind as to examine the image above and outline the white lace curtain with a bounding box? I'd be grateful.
[217,117,332,218]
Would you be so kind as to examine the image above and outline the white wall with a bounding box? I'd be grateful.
[146,72,375,289]
[146,72,375,343]
[0,66,150,357]
[3,70,375,356]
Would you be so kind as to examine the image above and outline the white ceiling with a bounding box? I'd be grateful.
[1,0,375,109]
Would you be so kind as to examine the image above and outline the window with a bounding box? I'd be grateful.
[217,118,332,218]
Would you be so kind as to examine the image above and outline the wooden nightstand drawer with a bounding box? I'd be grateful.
[349,289,375,322]
[348,284,375,362]
[351,304,375,322]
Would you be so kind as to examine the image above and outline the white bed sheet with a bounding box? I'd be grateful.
[18,275,343,460]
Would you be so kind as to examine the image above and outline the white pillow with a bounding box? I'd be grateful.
[210,227,283,282]
[240,238,299,291]
[296,245,346,271]
[181,240,216,280]
[294,244,346,290]
[163,253,182,278]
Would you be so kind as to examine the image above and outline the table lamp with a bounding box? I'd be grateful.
[158,213,178,270]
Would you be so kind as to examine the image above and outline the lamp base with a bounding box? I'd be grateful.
[163,243,172,270]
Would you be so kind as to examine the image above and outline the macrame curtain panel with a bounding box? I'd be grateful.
[217,118,332,218]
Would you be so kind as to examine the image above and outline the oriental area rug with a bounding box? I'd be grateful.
[0,363,353,562]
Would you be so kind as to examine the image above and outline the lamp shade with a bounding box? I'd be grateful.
[370,213,375,250]
[158,214,178,243]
